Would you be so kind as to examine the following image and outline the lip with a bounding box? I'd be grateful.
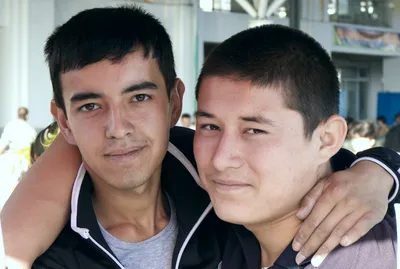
[104,146,144,156]
[212,179,251,192]
[104,146,145,162]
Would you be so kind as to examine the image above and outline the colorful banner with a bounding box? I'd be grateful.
[334,25,400,52]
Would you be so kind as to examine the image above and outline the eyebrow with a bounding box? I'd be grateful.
[70,93,102,104]
[195,110,215,118]
[196,111,275,126]
[121,81,158,94]
[70,81,159,104]
[241,116,276,126]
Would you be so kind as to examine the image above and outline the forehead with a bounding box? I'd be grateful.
[60,49,165,95]
[197,76,287,112]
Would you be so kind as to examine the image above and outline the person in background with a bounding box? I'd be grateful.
[30,122,59,164]
[394,112,400,126]
[180,113,192,128]
[385,124,400,153]
[0,107,36,157]
[347,121,376,153]
[375,115,389,146]
[0,107,36,209]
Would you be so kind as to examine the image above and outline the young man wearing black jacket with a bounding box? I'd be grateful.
[4,6,399,269]
[194,24,398,268]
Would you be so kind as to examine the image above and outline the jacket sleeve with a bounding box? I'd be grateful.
[31,247,70,269]
[355,147,400,215]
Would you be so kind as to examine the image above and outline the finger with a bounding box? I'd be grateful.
[295,203,359,265]
[340,212,381,247]
[297,179,327,220]
[293,190,337,252]
[308,212,363,267]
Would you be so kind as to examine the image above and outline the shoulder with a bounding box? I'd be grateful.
[33,225,81,268]
[318,216,396,269]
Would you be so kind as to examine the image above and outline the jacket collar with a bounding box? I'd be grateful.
[69,141,214,269]
[234,225,312,269]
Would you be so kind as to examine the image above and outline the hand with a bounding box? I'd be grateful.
[292,160,393,267]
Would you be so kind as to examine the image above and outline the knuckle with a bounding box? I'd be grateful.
[328,183,346,199]
[306,217,320,230]
[342,197,359,208]
[331,225,347,238]
[361,213,381,225]
[318,243,332,254]
[314,225,330,239]
[300,244,314,257]
[296,230,308,243]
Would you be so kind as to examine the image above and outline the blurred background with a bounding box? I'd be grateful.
[0,0,400,201]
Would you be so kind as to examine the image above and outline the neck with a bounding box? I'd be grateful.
[250,162,334,267]
[92,168,170,242]
[246,211,301,267]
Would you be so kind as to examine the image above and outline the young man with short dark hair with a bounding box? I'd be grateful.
[194,24,397,269]
[2,7,400,269]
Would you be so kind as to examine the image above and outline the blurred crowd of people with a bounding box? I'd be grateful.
[343,113,400,153]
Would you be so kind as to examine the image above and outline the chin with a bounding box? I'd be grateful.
[212,201,253,225]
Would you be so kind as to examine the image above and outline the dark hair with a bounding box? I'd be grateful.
[346,117,355,125]
[348,121,376,140]
[377,115,387,124]
[395,112,400,120]
[196,24,339,138]
[18,107,28,119]
[30,122,59,164]
[45,5,176,112]
[181,113,191,119]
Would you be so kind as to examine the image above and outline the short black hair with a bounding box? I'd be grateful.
[395,112,400,119]
[377,115,387,124]
[181,113,191,119]
[196,25,339,138]
[45,5,176,112]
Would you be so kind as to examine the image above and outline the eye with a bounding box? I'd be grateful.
[245,128,267,134]
[200,124,220,131]
[79,103,100,112]
[132,94,151,102]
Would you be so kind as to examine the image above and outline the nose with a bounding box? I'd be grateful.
[212,132,244,172]
[105,107,133,139]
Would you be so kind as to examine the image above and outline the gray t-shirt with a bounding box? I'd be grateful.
[98,194,178,269]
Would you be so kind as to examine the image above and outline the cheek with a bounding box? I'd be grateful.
[194,135,216,184]
[69,120,102,150]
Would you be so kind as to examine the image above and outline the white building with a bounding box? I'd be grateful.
[0,0,400,129]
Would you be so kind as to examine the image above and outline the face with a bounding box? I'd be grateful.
[57,49,182,190]
[181,117,191,128]
[194,77,325,226]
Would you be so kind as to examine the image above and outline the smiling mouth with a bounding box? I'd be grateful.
[104,147,144,161]
[212,180,251,192]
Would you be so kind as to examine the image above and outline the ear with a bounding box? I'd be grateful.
[50,99,58,119]
[55,105,77,146]
[317,115,347,163]
[169,78,185,128]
